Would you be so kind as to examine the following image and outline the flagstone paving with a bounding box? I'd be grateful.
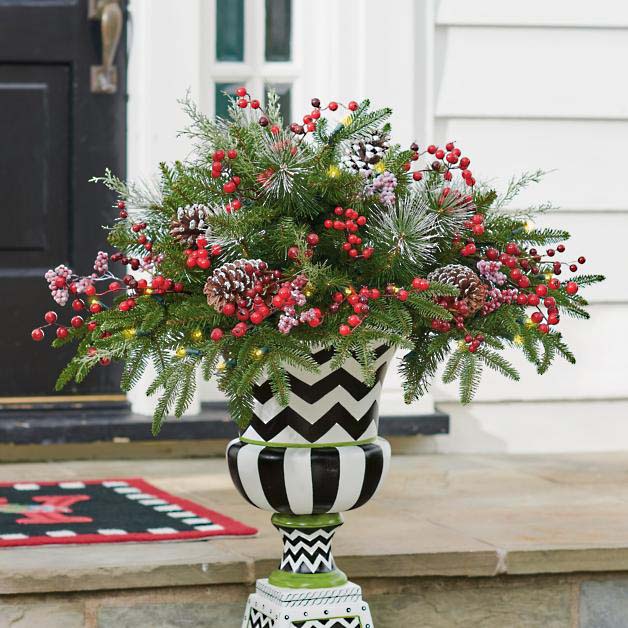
[2,452,628,626]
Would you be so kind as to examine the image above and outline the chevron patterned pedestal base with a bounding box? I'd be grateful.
[243,579,373,628]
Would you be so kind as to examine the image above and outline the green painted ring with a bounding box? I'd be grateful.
[268,568,348,589]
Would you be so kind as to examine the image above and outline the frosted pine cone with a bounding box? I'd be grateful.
[203,259,271,312]
[340,130,390,178]
[428,264,488,316]
[170,204,213,246]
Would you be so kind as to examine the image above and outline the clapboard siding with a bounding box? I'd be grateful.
[429,1,627,451]
[436,0,628,28]
[437,118,628,210]
[436,27,628,120]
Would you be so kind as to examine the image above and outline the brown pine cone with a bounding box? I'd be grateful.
[203,259,271,312]
[428,264,488,316]
[340,130,390,178]
[170,204,212,246]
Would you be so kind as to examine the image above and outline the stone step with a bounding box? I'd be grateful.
[2,452,628,626]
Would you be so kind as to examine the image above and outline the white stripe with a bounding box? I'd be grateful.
[237,445,272,510]
[97,529,127,535]
[154,504,182,512]
[45,530,76,537]
[166,510,197,519]
[139,498,167,506]
[284,448,313,514]
[0,533,28,540]
[182,517,211,525]
[114,487,140,494]
[147,527,177,534]
[125,493,154,500]
[373,437,391,497]
[58,481,85,489]
[330,446,366,512]
[194,524,224,532]
[13,483,39,490]
[102,481,128,487]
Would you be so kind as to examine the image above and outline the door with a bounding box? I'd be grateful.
[0,0,126,398]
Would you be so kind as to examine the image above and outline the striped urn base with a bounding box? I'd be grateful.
[269,513,347,589]
[242,579,374,628]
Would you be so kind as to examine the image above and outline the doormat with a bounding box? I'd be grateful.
[0,478,257,547]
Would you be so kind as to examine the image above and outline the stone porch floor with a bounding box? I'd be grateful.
[2,452,628,626]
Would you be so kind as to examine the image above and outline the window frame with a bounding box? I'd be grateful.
[208,0,303,120]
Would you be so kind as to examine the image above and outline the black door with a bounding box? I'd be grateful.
[0,0,126,398]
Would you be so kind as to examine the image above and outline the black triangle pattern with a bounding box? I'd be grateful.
[246,608,275,628]
[248,401,379,443]
[253,362,388,406]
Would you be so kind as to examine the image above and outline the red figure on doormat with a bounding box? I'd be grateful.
[0,495,92,524]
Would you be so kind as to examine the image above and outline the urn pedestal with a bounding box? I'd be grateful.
[227,344,394,627]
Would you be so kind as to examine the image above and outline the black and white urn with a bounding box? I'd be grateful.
[227,344,395,627]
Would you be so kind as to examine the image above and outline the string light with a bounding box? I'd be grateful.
[122,328,136,340]
[175,347,186,358]
[513,334,524,345]
[191,329,203,342]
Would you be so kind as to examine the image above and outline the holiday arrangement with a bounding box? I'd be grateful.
[33,89,604,623]
[32,89,603,434]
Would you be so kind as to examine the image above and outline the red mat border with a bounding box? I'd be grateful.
[0,477,257,547]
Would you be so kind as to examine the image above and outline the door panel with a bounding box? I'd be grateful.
[0,0,126,397]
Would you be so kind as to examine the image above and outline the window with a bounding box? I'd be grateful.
[212,0,296,122]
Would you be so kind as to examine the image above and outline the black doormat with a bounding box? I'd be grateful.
[0,478,256,547]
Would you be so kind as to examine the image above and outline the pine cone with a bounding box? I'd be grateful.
[340,130,390,178]
[428,264,488,316]
[204,259,271,311]
[170,204,212,246]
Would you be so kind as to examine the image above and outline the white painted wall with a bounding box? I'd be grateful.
[127,0,628,451]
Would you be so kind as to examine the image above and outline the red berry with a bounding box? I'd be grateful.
[87,322,98,332]
[511,269,523,281]
[89,302,102,314]
[531,312,544,324]
[535,284,548,297]
[100,357,111,366]
[72,299,85,311]
[306,233,319,246]
[347,314,361,327]
[565,281,578,295]
[251,99,260,109]
[459,157,470,169]
[548,313,560,325]
[518,276,531,289]
[516,294,528,305]
[339,324,352,336]
[557,244,565,253]
[527,294,540,306]
[223,181,236,194]
[569,264,578,272]
[117,200,126,210]
[435,149,445,160]
[427,145,437,154]
[324,219,333,229]
[348,100,358,111]
[538,323,550,334]
[549,278,561,290]
[486,248,499,261]
[70,316,84,328]
[196,236,208,248]
[235,86,247,97]
[44,311,58,324]
[412,171,423,181]
[348,248,358,258]
[250,311,264,325]
[578,256,586,264]
[227,149,238,159]
[505,242,518,256]
[356,216,367,226]
[31,328,44,341]
[54,276,66,288]
[287,246,300,260]
[222,303,236,316]
[445,141,455,151]
[85,285,96,296]
[397,289,409,301]
[237,98,248,108]
[56,326,69,339]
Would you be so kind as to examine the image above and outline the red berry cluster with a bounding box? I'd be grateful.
[210,149,243,213]
[184,238,222,270]
[407,141,474,186]
[323,207,373,260]
[212,263,282,338]
[333,277,430,336]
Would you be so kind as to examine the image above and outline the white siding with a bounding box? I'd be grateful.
[430,0,628,451]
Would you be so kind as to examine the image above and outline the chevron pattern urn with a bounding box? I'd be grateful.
[228,344,394,627]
